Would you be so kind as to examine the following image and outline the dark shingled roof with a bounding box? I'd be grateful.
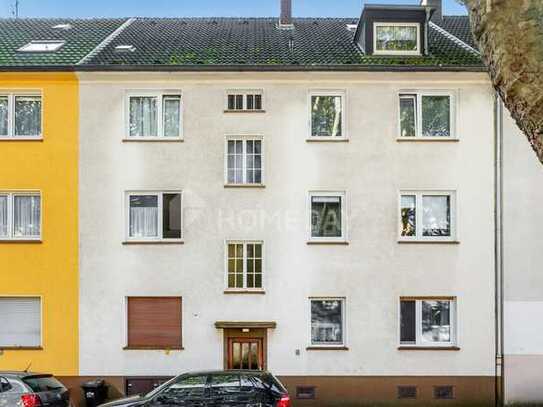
[0,18,126,66]
[435,15,476,49]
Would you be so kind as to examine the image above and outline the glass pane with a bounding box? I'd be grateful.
[162,375,207,401]
[421,96,450,137]
[376,25,417,51]
[246,94,254,110]
[235,95,243,110]
[163,193,181,239]
[227,95,235,110]
[232,344,241,369]
[311,299,343,345]
[422,195,451,236]
[241,343,250,369]
[0,196,7,236]
[163,96,181,137]
[400,301,416,343]
[311,95,342,137]
[254,94,262,110]
[227,140,243,184]
[129,96,158,137]
[422,301,451,342]
[210,374,240,395]
[0,97,8,136]
[14,96,41,136]
[129,195,158,238]
[400,96,416,137]
[311,196,342,238]
[400,195,416,237]
[13,195,40,237]
[250,342,259,370]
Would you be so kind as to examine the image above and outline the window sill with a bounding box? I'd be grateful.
[122,240,184,245]
[307,240,349,245]
[0,239,42,243]
[123,346,184,351]
[398,346,460,351]
[306,138,349,143]
[396,137,459,142]
[398,240,460,244]
[224,109,266,114]
[0,136,43,141]
[122,138,183,142]
[0,346,43,350]
[224,184,266,189]
[306,346,349,351]
[224,289,266,295]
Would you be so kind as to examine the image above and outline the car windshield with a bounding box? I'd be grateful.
[144,376,180,398]
[23,376,65,392]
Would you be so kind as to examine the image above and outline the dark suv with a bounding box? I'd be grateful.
[100,370,290,407]
[0,372,71,407]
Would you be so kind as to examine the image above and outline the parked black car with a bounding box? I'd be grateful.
[0,371,71,407]
[99,370,290,407]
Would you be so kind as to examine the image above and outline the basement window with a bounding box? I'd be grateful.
[18,40,65,53]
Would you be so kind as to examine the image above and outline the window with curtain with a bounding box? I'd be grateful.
[309,192,345,241]
[400,298,455,347]
[0,192,41,240]
[0,297,41,347]
[399,191,455,241]
[226,241,263,290]
[310,92,344,138]
[399,92,453,138]
[127,191,182,241]
[128,93,182,139]
[225,138,263,185]
[0,94,42,138]
[374,23,419,54]
[310,298,345,346]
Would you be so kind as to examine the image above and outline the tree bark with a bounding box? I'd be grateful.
[464,0,543,164]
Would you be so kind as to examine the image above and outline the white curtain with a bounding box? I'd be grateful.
[14,96,41,136]
[129,202,158,238]
[0,96,8,136]
[13,195,40,237]
[129,97,158,137]
[0,297,41,347]
[0,196,7,237]
[163,96,181,137]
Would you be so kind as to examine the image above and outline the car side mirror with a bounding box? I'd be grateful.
[0,381,12,392]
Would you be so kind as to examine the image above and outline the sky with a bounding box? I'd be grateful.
[0,0,467,19]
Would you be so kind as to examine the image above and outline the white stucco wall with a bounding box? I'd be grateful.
[502,109,543,402]
[78,71,496,377]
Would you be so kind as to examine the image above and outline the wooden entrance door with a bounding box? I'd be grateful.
[227,338,263,370]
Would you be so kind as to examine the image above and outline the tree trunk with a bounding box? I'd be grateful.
[464,0,543,164]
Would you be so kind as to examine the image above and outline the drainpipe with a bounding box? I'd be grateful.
[494,93,505,407]
[423,7,431,56]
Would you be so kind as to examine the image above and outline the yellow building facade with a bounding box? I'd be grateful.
[0,72,78,376]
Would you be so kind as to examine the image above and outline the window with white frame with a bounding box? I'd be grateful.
[399,92,454,138]
[310,91,345,138]
[18,40,65,53]
[399,191,456,241]
[127,93,182,139]
[0,93,42,138]
[0,297,41,348]
[400,298,456,347]
[0,192,41,240]
[309,191,346,241]
[126,191,182,241]
[310,298,345,346]
[374,23,420,55]
[225,91,263,111]
[225,137,263,185]
[226,241,263,290]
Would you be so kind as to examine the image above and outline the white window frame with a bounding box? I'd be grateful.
[373,22,421,56]
[308,191,347,243]
[224,135,265,186]
[308,90,347,140]
[0,191,42,241]
[124,190,183,242]
[398,190,457,242]
[0,295,43,348]
[397,90,457,140]
[309,297,347,348]
[17,40,65,53]
[224,240,265,292]
[0,92,43,139]
[398,297,457,348]
[224,89,264,112]
[124,90,183,140]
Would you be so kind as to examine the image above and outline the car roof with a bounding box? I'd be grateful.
[0,371,51,379]
[182,370,270,376]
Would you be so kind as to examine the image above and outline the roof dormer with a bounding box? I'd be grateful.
[354,4,435,56]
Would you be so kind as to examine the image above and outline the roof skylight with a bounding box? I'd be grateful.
[52,23,73,30]
[115,45,136,52]
[18,40,65,53]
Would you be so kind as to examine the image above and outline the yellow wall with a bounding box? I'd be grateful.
[0,73,78,375]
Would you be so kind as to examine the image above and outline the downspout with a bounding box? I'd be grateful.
[494,93,505,407]
[424,8,431,55]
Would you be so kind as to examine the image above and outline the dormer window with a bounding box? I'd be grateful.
[373,22,420,55]
[18,40,65,53]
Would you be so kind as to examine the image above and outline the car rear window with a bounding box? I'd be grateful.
[23,376,66,392]
[252,374,287,395]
